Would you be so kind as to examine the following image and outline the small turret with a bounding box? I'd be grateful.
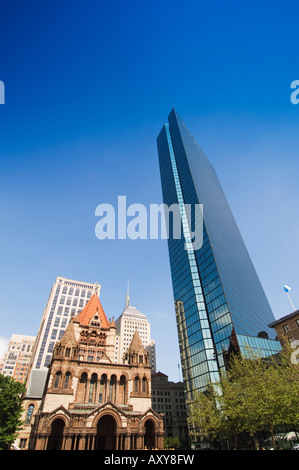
[124,328,149,366]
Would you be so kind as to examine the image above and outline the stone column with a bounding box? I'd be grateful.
[85,434,90,451]
[73,434,79,450]
[154,433,157,449]
[157,434,164,450]
[64,435,73,450]
[44,435,49,450]
[136,434,142,450]
[124,434,131,450]
[78,435,86,450]
[34,435,42,450]
[35,434,48,450]
[115,379,119,404]
[141,433,145,450]
[96,377,101,403]
[85,377,90,403]
[90,434,95,450]
[120,433,125,450]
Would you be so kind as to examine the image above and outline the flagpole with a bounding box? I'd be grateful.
[287,292,295,311]
[284,285,296,311]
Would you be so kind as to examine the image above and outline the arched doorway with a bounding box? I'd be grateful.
[96,415,117,450]
[144,420,155,449]
[47,418,65,450]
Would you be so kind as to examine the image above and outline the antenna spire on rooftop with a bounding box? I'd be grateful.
[125,278,130,309]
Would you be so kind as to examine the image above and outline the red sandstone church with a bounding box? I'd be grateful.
[19,294,164,450]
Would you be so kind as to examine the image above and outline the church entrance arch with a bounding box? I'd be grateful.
[144,419,155,450]
[95,414,117,450]
[47,418,65,450]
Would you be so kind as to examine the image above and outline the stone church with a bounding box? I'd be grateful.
[21,294,164,450]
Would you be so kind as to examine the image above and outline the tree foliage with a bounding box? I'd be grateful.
[164,436,182,449]
[188,345,299,449]
[0,374,26,449]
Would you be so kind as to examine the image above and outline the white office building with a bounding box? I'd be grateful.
[30,276,101,371]
[114,292,156,372]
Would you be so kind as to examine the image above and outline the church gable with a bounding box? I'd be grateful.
[77,294,110,329]
[48,404,70,417]
[97,352,112,363]
[140,407,161,419]
[88,400,128,421]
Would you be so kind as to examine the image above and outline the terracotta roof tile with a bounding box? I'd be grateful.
[77,294,110,328]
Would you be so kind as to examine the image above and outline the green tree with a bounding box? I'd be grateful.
[189,382,244,449]
[188,345,299,450]
[164,436,182,449]
[0,374,26,449]
[188,383,222,443]
[223,345,299,449]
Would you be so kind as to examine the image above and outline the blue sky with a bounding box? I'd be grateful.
[0,1,299,380]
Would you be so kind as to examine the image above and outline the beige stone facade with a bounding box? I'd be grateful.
[19,294,164,450]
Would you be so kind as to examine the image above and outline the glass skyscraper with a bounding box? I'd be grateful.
[157,109,281,402]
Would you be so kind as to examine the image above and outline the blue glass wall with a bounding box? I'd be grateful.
[157,109,280,398]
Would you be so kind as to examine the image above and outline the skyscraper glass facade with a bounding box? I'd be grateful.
[157,109,281,401]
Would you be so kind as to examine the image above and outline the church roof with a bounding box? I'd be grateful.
[128,328,145,353]
[59,320,77,347]
[77,294,110,328]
